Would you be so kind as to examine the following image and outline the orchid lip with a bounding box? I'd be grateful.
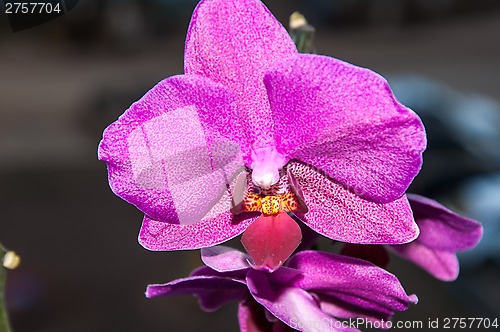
[241,212,302,272]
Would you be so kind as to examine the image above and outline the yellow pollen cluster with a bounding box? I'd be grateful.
[243,192,298,215]
[261,196,281,214]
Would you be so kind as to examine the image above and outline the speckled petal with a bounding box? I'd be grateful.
[388,241,459,281]
[139,210,257,251]
[247,269,358,332]
[98,74,250,227]
[287,251,418,320]
[98,75,260,249]
[288,162,419,245]
[202,246,252,272]
[265,54,426,203]
[145,274,247,312]
[185,0,297,154]
[407,194,483,251]
[139,169,259,250]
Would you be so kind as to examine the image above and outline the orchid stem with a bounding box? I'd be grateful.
[289,12,316,53]
[0,243,13,332]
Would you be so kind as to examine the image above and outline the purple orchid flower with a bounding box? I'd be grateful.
[342,194,483,281]
[146,246,417,332]
[98,0,426,269]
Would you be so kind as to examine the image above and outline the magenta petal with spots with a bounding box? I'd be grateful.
[265,54,426,203]
[389,194,483,281]
[288,162,419,245]
[139,212,257,251]
[99,74,247,222]
[98,74,257,250]
[185,0,297,153]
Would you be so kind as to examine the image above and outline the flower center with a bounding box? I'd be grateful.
[243,192,299,215]
[237,165,307,271]
[230,163,308,216]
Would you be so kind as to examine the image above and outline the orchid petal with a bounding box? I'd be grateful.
[265,54,426,203]
[247,269,359,332]
[287,251,418,318]
[241,213,302,271]
[139,210,257,251]
[288,162,419,245]
[185,0,297,153]
[388,241,460,281]
[407,194,483,251]
[99,74,251,230]
[146,274,247,312]
[201,246,251,272]
[139,160,258,250]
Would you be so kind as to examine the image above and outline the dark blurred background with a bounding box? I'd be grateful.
[1,0,499,331]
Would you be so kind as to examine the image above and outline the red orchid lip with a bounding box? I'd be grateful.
[241,212,302,272]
